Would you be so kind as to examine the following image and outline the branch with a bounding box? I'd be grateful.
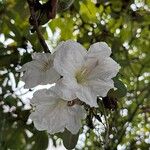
[27,0,50,53]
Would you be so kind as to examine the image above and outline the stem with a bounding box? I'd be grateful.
[101,102,110,149]
[27,0,50,53]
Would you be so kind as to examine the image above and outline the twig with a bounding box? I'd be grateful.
[27,0,50,53]
[101,102,110,149]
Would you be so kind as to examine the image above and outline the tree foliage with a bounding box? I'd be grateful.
[0,0,150,149]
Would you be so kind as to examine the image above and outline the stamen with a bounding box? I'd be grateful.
[67,101,75,106]
[40,59,52,72]
[67,99,84,106]
[75,59,99,84]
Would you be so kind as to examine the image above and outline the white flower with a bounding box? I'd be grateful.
[54,79,77,100]
[54,40,120,107]
[18,53,60,88]
[29,87,85,134]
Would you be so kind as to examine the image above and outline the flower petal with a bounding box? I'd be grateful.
[23,68,43,89]
[44,68,60,84]
[31,89,58,106]
[18,53,60,88]
[87,42,111,59]
[76,85,98,107]
[87,79,114,97]
[54,40,87,76]
[29,105,66,133]
[30,88,85,134]
[66,105,86,134]
[88,57,120,81]
[32,53,52,62]
[76,79,114,107]
[53,79,77,100]
[62,76,79,90]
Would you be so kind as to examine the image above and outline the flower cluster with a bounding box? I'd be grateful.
[18,40,120,134]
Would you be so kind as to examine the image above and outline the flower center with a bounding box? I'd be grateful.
[57,99,67,108]
[41,60,52,72]
[75,59,99,84]
[75,68,88,84]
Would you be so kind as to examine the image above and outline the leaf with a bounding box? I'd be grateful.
[57,0,75,12]
[20,53,32,65]
[31,131,49,150]
[49,15,74,40]
[4,19,22,41]
[79,0,98,23]
[110,0,122,12]
[113,77,127,98]
[6,128,25,150]
[4,96,17,106]
[57,129,79,149]
[0,52,19,68]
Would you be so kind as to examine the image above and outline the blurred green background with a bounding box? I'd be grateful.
[0,0,150,149]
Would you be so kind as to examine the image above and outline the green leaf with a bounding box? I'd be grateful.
[4,96,17,106]
[113,77,127,98]
[7,128,25,149]
[31,131,49,150]
[57,0,75,12]
[0,53,19,68]
[57,129,79,149]
[20,53,32,65]
[49,15,74,40]
[110,0,122,12]
[4,19,22,41]
[79,0,98,23]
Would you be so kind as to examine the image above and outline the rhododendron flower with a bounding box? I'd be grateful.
[18,53,60,88]
[29,88,85,134]
[54,79,77,100]
[54,40,120,107]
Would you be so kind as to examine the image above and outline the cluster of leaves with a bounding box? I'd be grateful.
[0,0,150,149]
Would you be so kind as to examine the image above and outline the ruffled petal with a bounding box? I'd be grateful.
[66,105,86,134]
[29,104,66,133]
[87,79,114,97]
[54,40,87,76]
[30,88,85,134]
[31,89,58,105]
[44,68,60,84]
[29,105,53,131]
[18,53,59,88]
[87,42,111,59]
[32,53,52,63]
[88,57,120,81]
[75,79,114,107]
[76,85,98,107]
[53,80,77,101]
[62,76,79,90]
[23,69,43,89]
